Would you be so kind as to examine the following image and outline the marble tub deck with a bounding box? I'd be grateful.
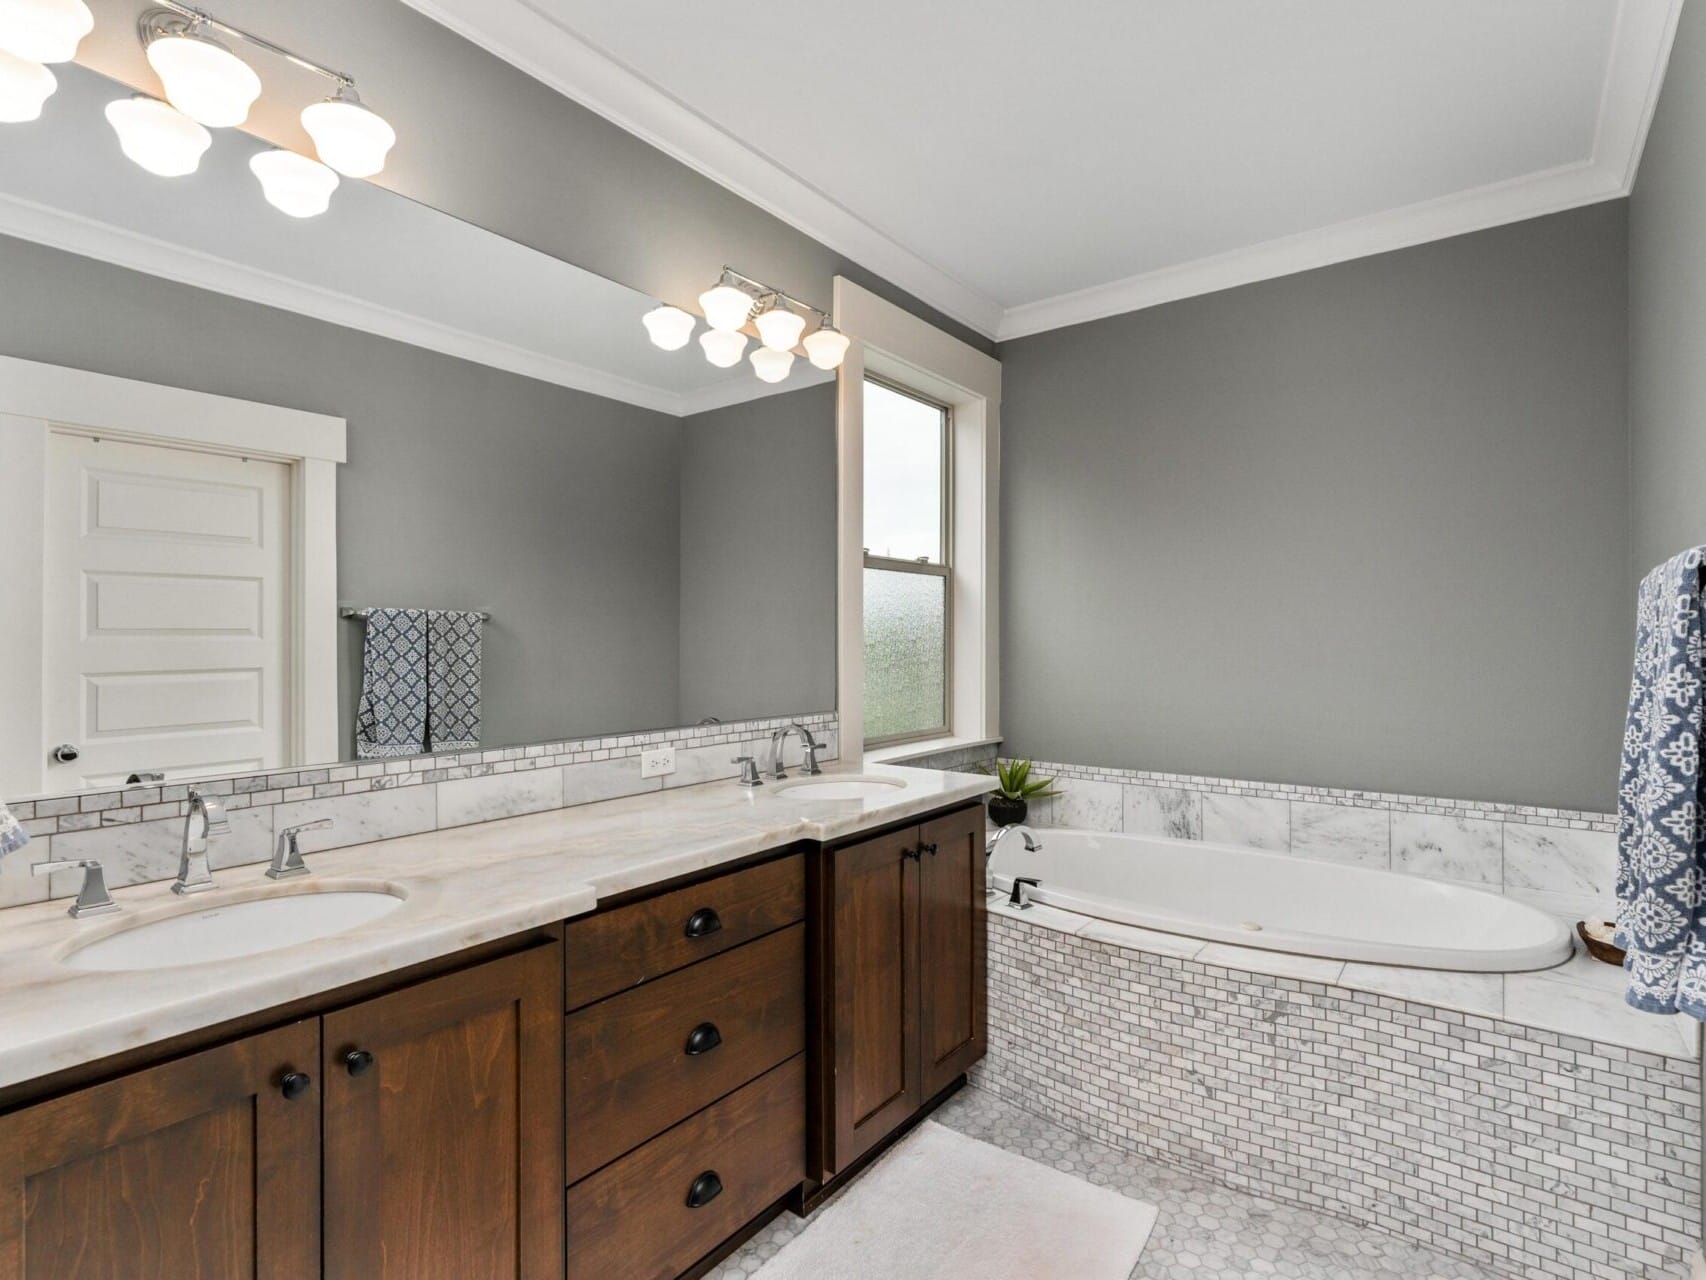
[988,893,1700,1060]
[0,763,994,1091]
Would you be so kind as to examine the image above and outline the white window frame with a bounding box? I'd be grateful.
[0,355,346,795]
[833,277,1001,760]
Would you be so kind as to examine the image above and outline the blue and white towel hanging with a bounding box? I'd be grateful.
[427,610,483,753]
[355,607,430,759]
[0,798,29,858]
[1617,546,1706,1016]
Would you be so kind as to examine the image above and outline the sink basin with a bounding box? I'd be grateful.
[62,887,406,971]
[773,775,907,801]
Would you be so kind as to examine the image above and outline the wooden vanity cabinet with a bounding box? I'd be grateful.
[818,803,986,1180]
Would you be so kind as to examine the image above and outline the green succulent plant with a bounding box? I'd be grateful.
[987,758,1058,802]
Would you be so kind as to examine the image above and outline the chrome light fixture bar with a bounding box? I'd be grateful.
[141,2,355,93]
[643,266,851,386]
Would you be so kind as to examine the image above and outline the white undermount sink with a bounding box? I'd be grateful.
[61,887,406,972]
[772,775,908,801]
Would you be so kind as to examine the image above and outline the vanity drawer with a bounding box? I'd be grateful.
[567,923,805,1182]
[566,1054,805,1280]
[565,853,805,1010]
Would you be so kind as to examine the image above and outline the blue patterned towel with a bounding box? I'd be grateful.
[1617,547,1706,1016]
[355,607,429,759]
[427,610,482,752]
[0,798,28,857]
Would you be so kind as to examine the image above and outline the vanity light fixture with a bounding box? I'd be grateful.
[0,0,94,64]
[749,346,795,384]
[641,304,696,351]
[249,148,339,217]
[301,85,396,178]
[699,328,747,368]
[699,282,756,333]
[753,296,806,353]
[0,48,55,122]
[802,319,850,371]
[143,19,261,127]
[103,94,211,177]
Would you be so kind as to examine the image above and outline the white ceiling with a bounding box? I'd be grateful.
[0,63,826,415]
[408,0,1682,339]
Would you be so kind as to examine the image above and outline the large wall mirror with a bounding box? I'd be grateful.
[0,59,836,802]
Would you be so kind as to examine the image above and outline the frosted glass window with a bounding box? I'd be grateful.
[864,380,944,562]
[863,567,947,743]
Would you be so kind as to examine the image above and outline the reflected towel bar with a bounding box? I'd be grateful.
[340,607,491,620]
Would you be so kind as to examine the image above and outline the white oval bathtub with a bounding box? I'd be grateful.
[989,828,1573,972]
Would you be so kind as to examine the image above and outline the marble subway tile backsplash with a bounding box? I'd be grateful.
[1029,758,1618,908]
[7,713,837,901]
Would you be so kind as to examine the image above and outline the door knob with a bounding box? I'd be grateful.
[343,1049,375,1076]
[50,743,79,763]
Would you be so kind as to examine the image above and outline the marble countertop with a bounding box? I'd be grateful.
[0,764,993,1091]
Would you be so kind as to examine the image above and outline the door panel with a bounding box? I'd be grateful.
[322,943,563,1280]
[918,805,987,1097]
[828,826,919,1174]
[0,1021,320,1280]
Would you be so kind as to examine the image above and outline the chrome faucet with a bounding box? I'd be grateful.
[173,788,229,895]
[986,824,1043,861]
[765,723,823,780]
[268,818,333,880]
[32,857,118,918]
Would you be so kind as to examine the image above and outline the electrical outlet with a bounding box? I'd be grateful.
[640,746,676,779]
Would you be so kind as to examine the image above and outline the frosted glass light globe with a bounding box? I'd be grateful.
[749,346,794,384]
[301,94,396,177]
[250,149,339,218]
[698,284,753,333]
[104,96,211,177]
[641,305,695,351]
[699,328,747,369]
[754,303,805,353]
[0,49,55,122]
[146,32,261,127]
[0,0,93,64]
[802,321,850,370]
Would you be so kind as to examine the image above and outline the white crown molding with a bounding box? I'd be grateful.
[405,0,1680,344]
[676,364,834,417]
[0,190,708,416]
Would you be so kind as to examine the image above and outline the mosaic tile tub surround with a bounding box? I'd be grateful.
[1,712,837,906]
[975,912,1701,1280]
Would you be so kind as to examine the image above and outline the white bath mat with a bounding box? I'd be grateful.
[751,1120,1157,1280]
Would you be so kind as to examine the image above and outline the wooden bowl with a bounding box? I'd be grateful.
[1576,919,1625,966]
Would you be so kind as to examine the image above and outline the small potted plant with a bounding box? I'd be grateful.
[985,758,1056,827]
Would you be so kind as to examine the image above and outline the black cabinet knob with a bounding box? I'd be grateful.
[685,1170,723,1209]
[344,1049,375,1076]
[902,847,921,861]
[923,842,940,857]
[684,1022,723,1057]
[280,1071,312,1100]
[684,907,723,939]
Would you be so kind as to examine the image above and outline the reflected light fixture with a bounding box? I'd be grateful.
[753,297,806,353]
[641,305,696,351]
[250,148,339,217]
[0,0,93,64]
[750,346,795,384]
[699,328,747,368]
[699,283,754,333]
[802,320,850,371]
[144,22,261,127]
[0,49,55,122]
[301,86,396,177]
[104,95,211,176]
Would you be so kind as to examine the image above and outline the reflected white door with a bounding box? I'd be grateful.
[42,432,292,791]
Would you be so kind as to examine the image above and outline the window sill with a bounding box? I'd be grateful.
[865,735,1002,765]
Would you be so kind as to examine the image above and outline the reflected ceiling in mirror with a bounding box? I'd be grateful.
[0,61,837,803]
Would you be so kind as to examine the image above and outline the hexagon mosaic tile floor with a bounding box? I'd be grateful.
[704,1085,1498,1280]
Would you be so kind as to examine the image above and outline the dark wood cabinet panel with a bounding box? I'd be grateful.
[0,1020,320,1280]
[566,855,805,1010]
[827,826,920,1175]
[567,923,805,1183]
[567,1055,805,1280]
[918,805,987,1098]
[322,943,564,1280]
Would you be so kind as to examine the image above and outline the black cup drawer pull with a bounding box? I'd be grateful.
[684,1022,723,1056]
[686,1170,723,1209]
[280,1070,312,1100]
[684,907,723,939]
[343,1049,375,1077]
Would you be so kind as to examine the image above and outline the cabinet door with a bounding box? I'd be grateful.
[827,826,920,1175]
[0,1021,320,1280]
[322,943,564,1280]
[917,805,987,1098]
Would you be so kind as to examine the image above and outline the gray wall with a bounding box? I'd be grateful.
[1630,0,1706,578]
[678,384,838,724]
[998,203,1630,812]
[0,233,686,754]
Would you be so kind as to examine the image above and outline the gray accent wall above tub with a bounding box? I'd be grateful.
[998,203,1631,813]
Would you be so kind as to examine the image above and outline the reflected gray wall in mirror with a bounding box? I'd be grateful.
[0,62,835,802]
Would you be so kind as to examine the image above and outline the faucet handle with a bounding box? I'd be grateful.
[32,858,119,918]
[188,788,231,836]
[269,819,333,880]
[798,737,823,776]
[732,756,763,788]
